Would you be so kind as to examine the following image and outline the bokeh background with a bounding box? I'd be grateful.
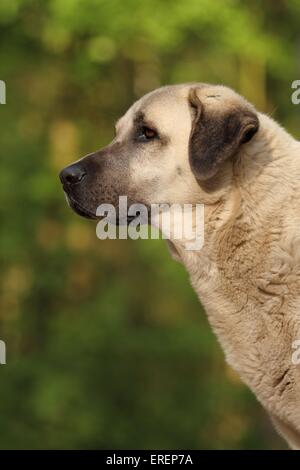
[1,0,300,450]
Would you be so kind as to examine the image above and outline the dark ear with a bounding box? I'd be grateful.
[188,88,259,181]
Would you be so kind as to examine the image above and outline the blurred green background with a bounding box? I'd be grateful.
[1,0,299,450]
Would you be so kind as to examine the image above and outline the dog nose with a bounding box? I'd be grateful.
[59,164,86,186]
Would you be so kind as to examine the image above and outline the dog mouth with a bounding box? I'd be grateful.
[64,193,141,224]
[64,194,98,220]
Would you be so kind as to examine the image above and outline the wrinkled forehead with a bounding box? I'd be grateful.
[116,85,192,137]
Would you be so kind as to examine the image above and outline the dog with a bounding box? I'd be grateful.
[60,83,300,449]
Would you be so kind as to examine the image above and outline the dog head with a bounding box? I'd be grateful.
[59,83,259,220]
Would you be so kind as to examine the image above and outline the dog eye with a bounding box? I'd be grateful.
[137,126,158,141]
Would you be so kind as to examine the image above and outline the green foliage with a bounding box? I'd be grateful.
[0,0,297,449]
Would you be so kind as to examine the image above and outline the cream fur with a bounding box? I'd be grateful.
[171,110,300,449]
[114,84,300,448]
[85,82,300,448]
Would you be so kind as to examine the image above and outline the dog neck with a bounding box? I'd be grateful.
[170,113,300,442]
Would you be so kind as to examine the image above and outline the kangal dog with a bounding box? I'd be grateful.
[60,83,300,449]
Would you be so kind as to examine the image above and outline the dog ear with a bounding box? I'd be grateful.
[188,88,259,181]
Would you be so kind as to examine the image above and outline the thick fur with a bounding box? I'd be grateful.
[60,83,300,449]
